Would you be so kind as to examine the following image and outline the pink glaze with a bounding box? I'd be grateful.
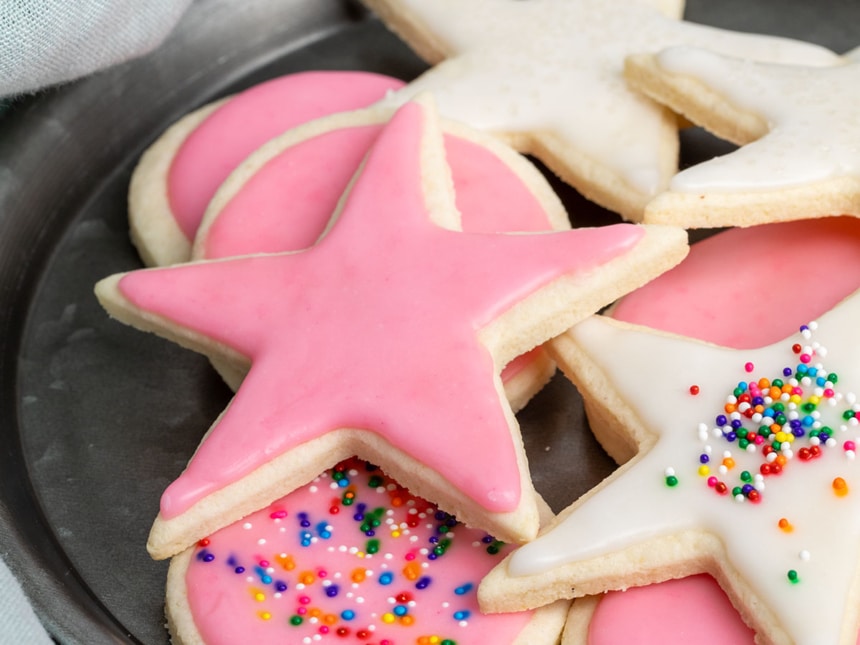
[118,101,644,517]
[184,459,533,644]
[168,71,405,240]
[201,125,559,382]
[202,129,555,259]
[591,217,860,645]
[611,217,860,348]
[590,576,754,644]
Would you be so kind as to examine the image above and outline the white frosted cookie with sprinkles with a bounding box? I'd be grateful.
[557,217,860,644]
[95,97,688,559]
[626,45,860,227]
[361,0,839,221]
[480,285,860,644]
[166,458,569,645]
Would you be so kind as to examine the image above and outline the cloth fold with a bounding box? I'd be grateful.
[0,0,193,96]
[0,554,53,644]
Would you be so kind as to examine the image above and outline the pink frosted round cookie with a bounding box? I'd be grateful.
[562,216,860,645]
[128,70,405,267]
[166,458,570,645]
[192,108,571,407]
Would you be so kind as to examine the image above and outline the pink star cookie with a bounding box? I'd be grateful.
[96,98,687,559]
[189,109,572,409]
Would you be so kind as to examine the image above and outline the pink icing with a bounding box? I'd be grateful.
[200,125,558,382]
[591,575,754,644]
[591,216,860,645]
[183,458,532,643]
[202,129,555,259]
[611,217,860,348]
[168,71,405,240]
[118,101,644,518]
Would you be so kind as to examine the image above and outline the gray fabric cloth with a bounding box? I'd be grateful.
[0,555,53,644]
[0,0,193,96]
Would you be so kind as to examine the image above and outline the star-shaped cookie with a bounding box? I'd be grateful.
[363,0,840,220]
[480,290,860,645]
[95,98,687,559]
[627,45,860,227]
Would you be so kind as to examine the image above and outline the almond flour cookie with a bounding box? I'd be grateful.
[95,98,688,559]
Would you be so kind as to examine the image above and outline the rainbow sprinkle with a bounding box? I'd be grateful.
[687,321,859,505]
[184,458,531,644]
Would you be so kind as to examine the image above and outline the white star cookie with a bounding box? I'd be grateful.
[363,0,840,220]
[480,290,860,645]
[627,45,860,227]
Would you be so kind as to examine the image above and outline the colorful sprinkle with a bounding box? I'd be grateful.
[186,458,510,641]
[832,477,849,497]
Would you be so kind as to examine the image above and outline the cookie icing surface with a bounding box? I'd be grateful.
[116,100,644,520]
[168,71,404,241]
[656,46,860,192]
[373,0,839,215]
[510,290,860,644]
[182,459,533,644]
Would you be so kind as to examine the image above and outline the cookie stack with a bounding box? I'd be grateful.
[94,2,860,644]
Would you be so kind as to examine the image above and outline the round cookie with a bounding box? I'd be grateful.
[129,71,405,267]
[166,458,570,644]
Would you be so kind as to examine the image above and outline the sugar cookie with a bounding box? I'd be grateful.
[362,0,840,221]
[190,106,572,409]
[554,217,860,644]
[166,459,570,644]
[129,71,403,266]
[95,97,687,559]
[481,286,860,644]
[625,46,860,227]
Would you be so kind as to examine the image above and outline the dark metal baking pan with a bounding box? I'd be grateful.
[0,1,856,643]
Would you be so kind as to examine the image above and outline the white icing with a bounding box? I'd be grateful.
[658,45,860,191]
[378,0,839,196]
[508,289,860,645]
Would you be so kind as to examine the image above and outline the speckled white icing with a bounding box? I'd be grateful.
[378,0,839,198]
[510,290,860,645]
[657,46,860,191]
